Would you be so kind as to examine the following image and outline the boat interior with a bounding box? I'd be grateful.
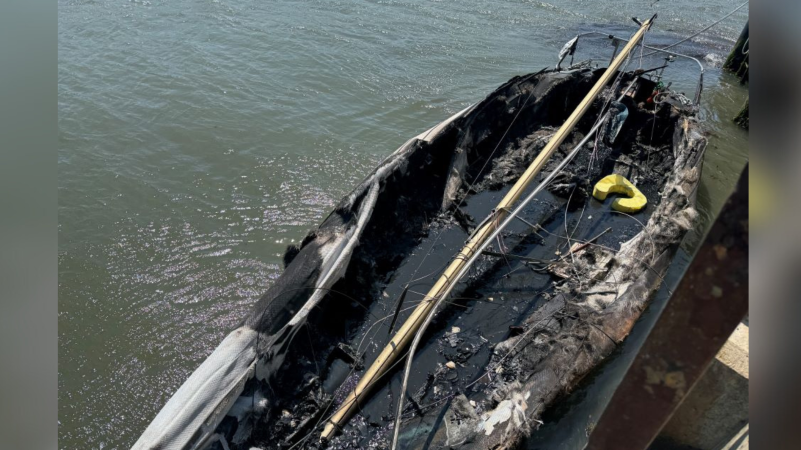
[211,66,703,449]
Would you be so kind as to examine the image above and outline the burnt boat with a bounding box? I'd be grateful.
[131,25,707,450]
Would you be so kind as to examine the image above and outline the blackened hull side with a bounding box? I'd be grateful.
[131,68,632,450]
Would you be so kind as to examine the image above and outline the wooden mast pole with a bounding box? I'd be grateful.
[321,15,656,442]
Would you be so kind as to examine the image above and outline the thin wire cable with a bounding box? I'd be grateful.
[400,69,550,289]
[643,2,748,58]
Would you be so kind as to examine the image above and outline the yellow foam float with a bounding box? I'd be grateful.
[592,174,647,213]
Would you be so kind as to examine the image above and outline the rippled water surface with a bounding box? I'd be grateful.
[58,1,748,447]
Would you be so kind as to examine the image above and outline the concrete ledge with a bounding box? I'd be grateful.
[651,322,749,450]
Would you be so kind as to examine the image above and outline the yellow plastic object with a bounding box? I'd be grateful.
[593,174,647,213]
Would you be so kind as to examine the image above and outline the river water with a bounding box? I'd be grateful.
[58,1,748,448]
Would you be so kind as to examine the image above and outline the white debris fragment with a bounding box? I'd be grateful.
[451,326,461,334]
[446,361,457,370]
[479,391,530,436]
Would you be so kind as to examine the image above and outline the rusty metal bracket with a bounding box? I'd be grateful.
[585,164,749,450]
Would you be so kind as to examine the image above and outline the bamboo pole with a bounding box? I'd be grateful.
[320,15,656,441]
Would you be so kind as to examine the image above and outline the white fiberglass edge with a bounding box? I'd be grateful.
[131,327,258,450]
[288,181,380,327]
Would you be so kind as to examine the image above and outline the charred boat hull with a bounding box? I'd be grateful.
[131,67,706,450]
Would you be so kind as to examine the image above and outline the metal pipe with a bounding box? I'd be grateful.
[609,38,621,66]
[575,31,705,105]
